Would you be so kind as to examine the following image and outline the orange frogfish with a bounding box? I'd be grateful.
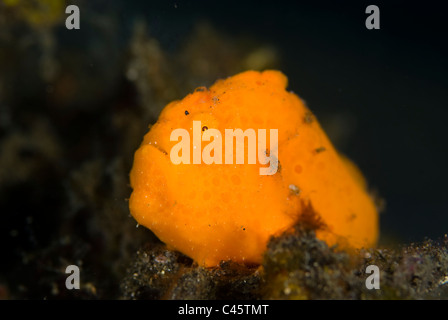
[129,70,379,267]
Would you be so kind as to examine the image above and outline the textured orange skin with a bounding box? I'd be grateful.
[129,70,379,267]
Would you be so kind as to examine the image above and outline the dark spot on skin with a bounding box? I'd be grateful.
[185,110,189,115]
[289,184,301,195]
[347,213,357,222]
[315,147,326,153]
[153,145,168,156]
[202,126,208,131]
[304,111,314,124]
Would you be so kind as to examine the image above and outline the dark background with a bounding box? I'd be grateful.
[117,0,448,242]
